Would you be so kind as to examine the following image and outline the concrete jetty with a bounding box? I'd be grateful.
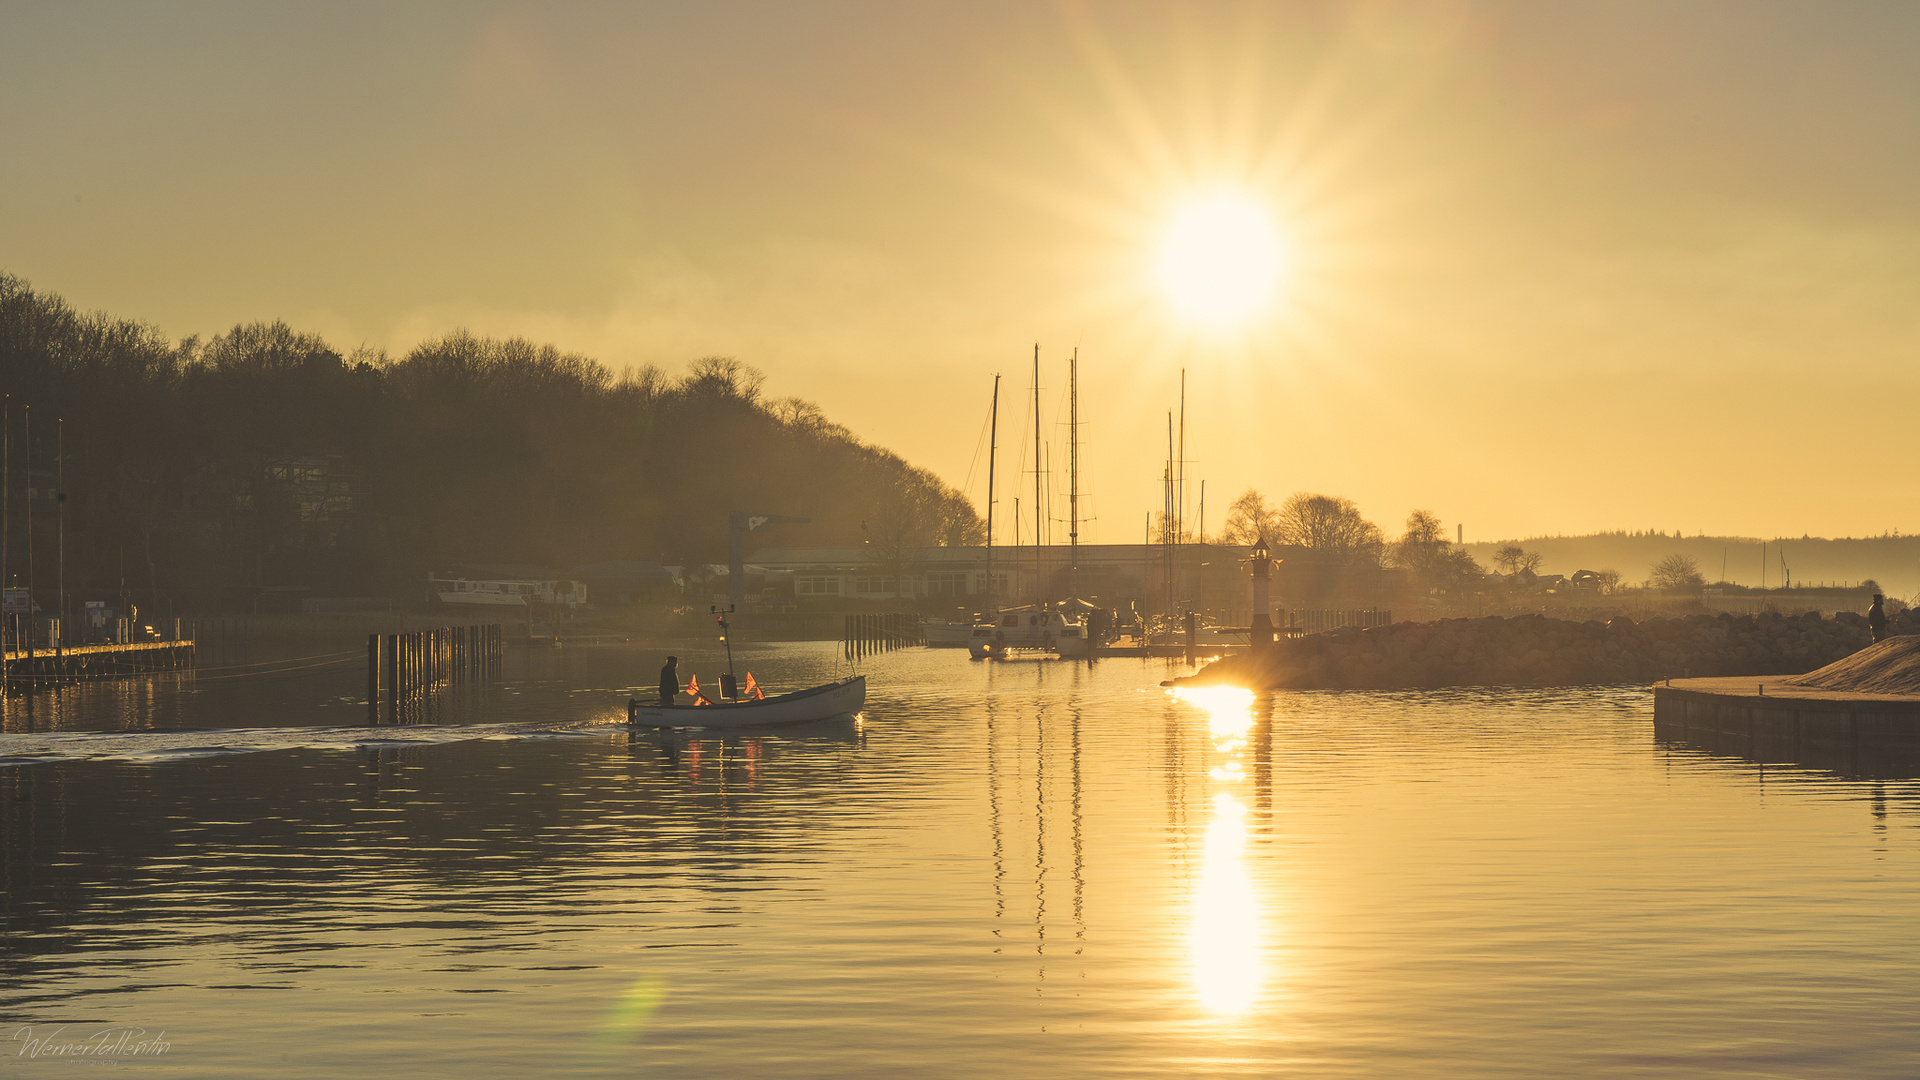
[1654,669,1920,775]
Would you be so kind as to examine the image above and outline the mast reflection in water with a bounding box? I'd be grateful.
[1171,685,1265,1015]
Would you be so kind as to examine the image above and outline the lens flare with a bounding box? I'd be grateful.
[596,974,668,1048]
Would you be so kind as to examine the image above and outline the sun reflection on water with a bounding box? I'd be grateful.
[1170,685,1265,1016]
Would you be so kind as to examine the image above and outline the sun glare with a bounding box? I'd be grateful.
[1154,192,1285,332]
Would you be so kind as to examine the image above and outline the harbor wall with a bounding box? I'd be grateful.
[1180,610,1875,690]
[1652,684,1920,749]
[1652,682,1920,776]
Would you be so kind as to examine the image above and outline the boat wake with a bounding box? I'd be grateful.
[0,717,619,767]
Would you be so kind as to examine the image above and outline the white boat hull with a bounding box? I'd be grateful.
[967,614,1091,659]
[627,676,866,728]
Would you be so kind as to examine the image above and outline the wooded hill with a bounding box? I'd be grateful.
[0,273,980,610]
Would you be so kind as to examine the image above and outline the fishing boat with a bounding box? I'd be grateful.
[627,675,866,728]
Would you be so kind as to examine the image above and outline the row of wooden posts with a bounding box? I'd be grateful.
[842,613,923,660]
[367,624,502,723]
[1278,608,1394,635]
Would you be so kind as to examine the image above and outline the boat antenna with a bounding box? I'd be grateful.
[711,604,738,698]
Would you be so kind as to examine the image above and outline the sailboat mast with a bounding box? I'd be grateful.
[985,374,999,612]
[1068,347,1079,599]
[1164,411,1174,626]
[1032,343,1043,603]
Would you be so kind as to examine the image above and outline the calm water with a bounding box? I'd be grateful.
[5,644,1920,1077]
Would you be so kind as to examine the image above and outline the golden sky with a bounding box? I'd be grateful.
[5,1,1917,543]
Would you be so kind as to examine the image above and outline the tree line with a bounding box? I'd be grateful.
[0,273,980,610]
[1217,489,1485,596]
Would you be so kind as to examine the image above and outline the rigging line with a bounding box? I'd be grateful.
[961,389,996,504]
[1048,373,1072,531]
[1012,357,1034,498]
[189,649,362,673]
[180,661,364,684]
[169,654,363,681]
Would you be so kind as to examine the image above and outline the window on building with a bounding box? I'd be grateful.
[797,577,840,596]
[928,571,969,596]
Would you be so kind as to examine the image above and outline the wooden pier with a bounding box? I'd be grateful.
[3,639,196,688]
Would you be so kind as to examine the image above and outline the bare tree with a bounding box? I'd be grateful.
[1492,543,1543,577]
[1493,544,1526,575]
[1392,510,1483,594]
[1219,488,1281,545]
[1649,554,1706,592]
[1274,493,1384,567]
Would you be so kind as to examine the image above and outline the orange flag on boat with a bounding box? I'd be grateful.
[687,674,711,705]
[744,672,764,700]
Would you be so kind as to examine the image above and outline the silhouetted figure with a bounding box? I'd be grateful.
[1868,595,1889,644]
[658,655,680,706]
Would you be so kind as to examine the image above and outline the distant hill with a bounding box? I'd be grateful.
[1464,533,1920,600]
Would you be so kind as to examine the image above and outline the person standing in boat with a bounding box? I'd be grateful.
[1868,595,1889,644]
[659,656,681,706]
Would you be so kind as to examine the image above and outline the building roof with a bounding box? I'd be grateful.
[746,543,1263,569]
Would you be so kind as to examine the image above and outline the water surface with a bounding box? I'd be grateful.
[5,645,1919,1077]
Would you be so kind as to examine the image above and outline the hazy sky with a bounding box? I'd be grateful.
[5,1,1918,545]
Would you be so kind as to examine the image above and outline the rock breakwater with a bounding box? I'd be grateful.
[1177,611,1877,690]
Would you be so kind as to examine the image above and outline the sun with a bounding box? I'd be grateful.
[1154,191,1286,332]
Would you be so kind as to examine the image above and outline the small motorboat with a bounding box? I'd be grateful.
[627,676,866,728]
[967,608,1091,659]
